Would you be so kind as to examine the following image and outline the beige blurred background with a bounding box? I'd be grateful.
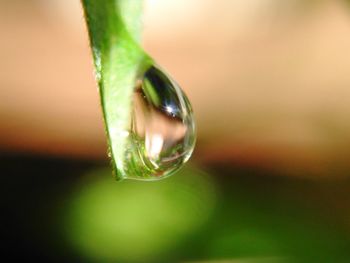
[1,0,350,177]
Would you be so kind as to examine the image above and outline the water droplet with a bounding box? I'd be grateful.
[121,64,196,180]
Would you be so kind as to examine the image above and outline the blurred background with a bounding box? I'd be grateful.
[2,0,350,262]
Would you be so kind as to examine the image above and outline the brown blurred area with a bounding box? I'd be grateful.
[1,0,350,177]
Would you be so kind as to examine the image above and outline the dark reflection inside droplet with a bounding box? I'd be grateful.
[143,66,183,118]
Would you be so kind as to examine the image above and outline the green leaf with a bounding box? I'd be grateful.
[81,0,151,180]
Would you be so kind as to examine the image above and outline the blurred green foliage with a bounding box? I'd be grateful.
[3,154,350,262]
[64,167,216,261]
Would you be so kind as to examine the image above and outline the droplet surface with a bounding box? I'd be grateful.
[121,65,196,180]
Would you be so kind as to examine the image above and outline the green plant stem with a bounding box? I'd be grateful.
[81,0,147,180]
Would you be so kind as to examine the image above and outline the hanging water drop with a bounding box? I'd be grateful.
[81,1,196,181]
[120,64,196,180]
